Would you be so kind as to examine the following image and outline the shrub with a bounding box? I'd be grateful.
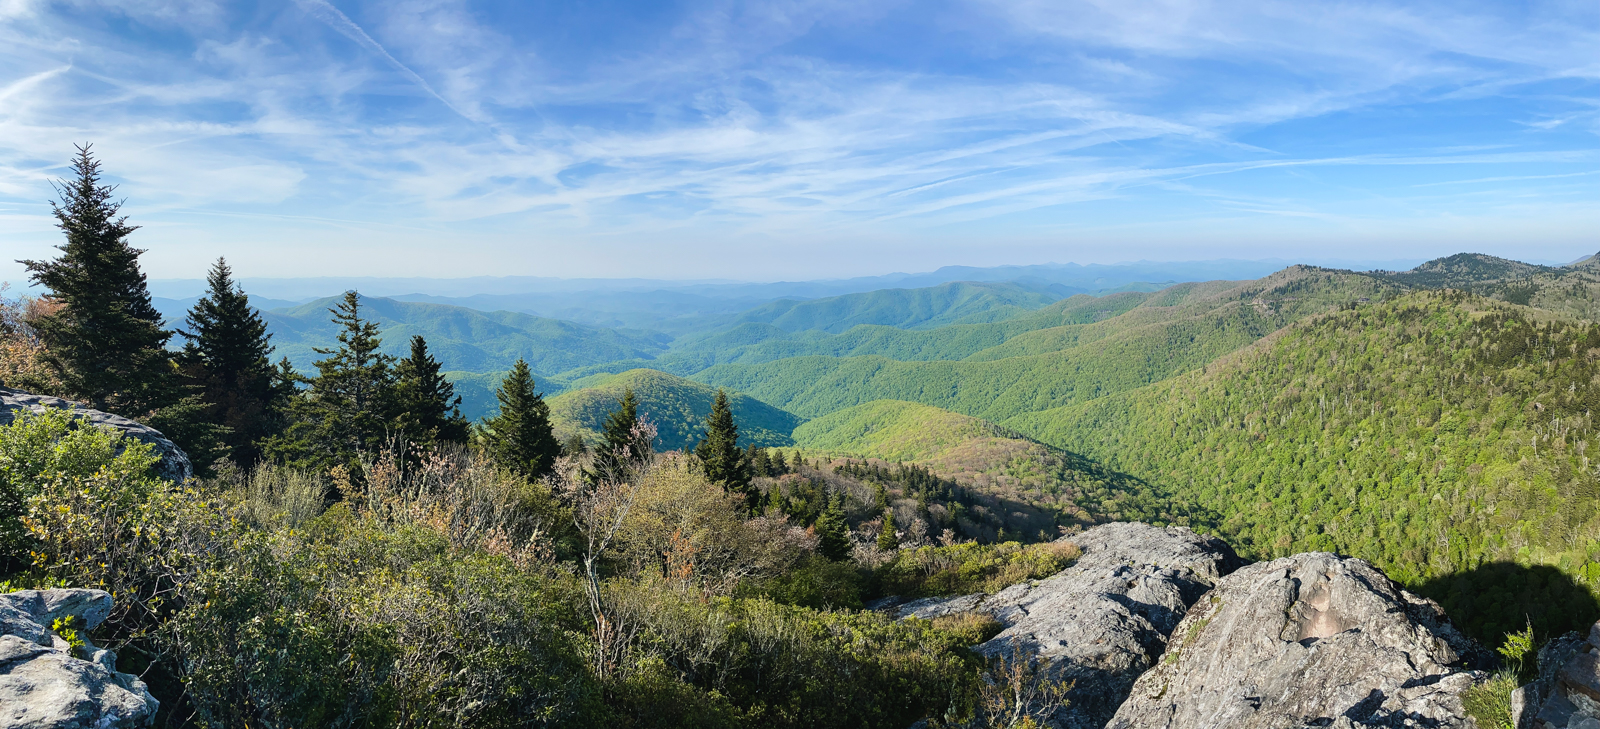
[741,555,865,610]
[871,540,1081,599]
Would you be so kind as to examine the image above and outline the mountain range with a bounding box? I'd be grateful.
[134,248,1600,644]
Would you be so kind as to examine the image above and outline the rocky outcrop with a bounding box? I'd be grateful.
[0,588,158,728]
[1108,552,1489,729]
[1523,623,1600,728]
[896,522,1245,728]
[0,387,191,483]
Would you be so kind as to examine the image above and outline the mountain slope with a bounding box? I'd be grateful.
[694,267,1398,421]
[263,295,671,375]
[731,281,1059,334]
[547,369,802,451]
[791,399,1201,534]
[1006,290,1600,642]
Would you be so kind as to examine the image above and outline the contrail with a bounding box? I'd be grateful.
[292,0,477,122]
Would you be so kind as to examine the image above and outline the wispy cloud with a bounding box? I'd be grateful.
[0,0,1595,280]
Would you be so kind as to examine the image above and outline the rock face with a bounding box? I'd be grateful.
[1108,552,1489,729]
[896,522,1245,728]
[0,387,191,483]
[1524,623,1600,728]
[0,588,158,728]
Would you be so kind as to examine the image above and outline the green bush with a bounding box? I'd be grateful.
[870,540,1081,599]
[743,555,864,609]
[0,408,160,567]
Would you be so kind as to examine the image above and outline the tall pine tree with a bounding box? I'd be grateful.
[481,359,560,481]
[696,389,754,510]
[177,258,285,465]
[394,335,470,452]
[21,145,175,415]
[266,291,395,468]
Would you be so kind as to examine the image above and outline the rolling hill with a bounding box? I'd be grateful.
[730,281,1060,334]
[546,369,803,451]
[790,399,1184,527]
[693,267,1399,421]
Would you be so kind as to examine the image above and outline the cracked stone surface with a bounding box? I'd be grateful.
[1526,623,1600,729]
[1107,552,1490,729]
[1,387,191,483]
[0,589,158,728]
[897,522,1245,729]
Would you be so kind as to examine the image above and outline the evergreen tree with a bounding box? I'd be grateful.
[815,495,851,561]
[393,335,470,451]
[748,445,771,477]
[592,388,650,479]
[176,258,284,465]
[266,291,395,468]
[877,509,898,551]
[696,389,754,510]
[481,359,560,481]
[21,145,175,415]
[771,449,788,475]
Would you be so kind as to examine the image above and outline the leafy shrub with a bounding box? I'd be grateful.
[871,540,1081,598]
[741,555,864,609]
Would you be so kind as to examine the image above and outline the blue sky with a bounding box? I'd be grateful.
[0,0,1596,282]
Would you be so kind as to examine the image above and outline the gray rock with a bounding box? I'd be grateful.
[0,387,191,483]
[1108,552,1489,729]
[1529,624,1600,728]
[898,522,1245,729]
[0,588,157,728]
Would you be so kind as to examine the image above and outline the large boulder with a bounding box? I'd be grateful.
[0,588,158,728]
[1523,622,1600,728]
[896,522,1245,728]
[1108,552,1489,729]
[0,387,191,483]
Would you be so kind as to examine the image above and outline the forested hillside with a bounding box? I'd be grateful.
[792,399,1191,529]
[1008,290,1600,641]
[694,267,1397,420]
[547,369,803,450]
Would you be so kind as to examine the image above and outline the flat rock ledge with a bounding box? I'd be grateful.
[0,387,191,483]
[0,588,158,728]
[896,522,1245,729]
[1108,552,1489,729]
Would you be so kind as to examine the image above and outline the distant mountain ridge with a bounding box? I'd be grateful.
[261,295,671,376]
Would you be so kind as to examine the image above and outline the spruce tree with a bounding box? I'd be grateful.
[177,258,283,465]
[21,145,175,415]
[266,291,395,467]
[696,389,754,510]
[481,359,560,481]
[771,449,788,475]
[592,388,651,479]
[815,495,851,561]
[394,335,470,451]
[877,509,898,551]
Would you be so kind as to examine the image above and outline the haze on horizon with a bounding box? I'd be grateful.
[1,0,1596,284]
